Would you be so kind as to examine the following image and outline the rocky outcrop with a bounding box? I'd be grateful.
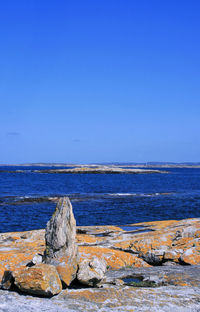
[112,218,200,266]
[0,197,199,310]
[78,246,150,269]
[44,197,78,286]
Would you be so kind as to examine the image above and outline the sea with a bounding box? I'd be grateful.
[0,166,200,233]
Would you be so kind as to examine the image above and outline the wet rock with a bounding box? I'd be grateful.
[105,265,200,287]
[44,197,78,285]
[77,257,107,286]
[13,264,62,297]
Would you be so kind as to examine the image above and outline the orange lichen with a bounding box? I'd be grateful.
[77,234,103,244]
[78,246,150,269]
[55,256,77,286]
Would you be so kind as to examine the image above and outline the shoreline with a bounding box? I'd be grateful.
[0,216,200,310]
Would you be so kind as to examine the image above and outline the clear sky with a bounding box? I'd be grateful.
[0,0,200,164]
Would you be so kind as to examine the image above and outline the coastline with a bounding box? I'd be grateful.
[0,215,200,311]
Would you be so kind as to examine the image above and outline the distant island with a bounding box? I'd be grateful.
[1,162,200,168]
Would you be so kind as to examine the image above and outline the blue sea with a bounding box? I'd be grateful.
[0,166,200,233]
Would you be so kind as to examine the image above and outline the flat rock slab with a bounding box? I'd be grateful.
[0,286,200,311]
[105,265,200,287]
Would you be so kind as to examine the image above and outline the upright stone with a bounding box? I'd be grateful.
[44,197,78,286]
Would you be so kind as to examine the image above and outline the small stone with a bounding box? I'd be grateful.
[1,271,14,290]
[32,253,43,265]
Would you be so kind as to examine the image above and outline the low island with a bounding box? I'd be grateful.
[34,165,167,174]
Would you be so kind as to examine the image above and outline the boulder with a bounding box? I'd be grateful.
[180,248,200,265]
[77,257,107,286]
[44,197,78,285]
[13,264,62,297]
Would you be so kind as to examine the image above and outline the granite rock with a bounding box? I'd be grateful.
[12,264,62,297]
[44,197,78,285]
[77,257,107,286]
[44,197,77,261]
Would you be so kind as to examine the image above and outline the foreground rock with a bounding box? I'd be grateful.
[10,264,62,296]
[1,285,200,312]
[44,197,78,286]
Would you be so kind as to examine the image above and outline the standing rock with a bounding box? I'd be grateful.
[44,197,78,286]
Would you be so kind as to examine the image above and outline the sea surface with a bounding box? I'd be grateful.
[0,166,200,233]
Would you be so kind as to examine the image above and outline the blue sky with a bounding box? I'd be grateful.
[0,0,200,164]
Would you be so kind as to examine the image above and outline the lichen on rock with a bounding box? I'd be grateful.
[44,197,78,286]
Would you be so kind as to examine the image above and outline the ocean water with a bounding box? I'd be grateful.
[0,166,200,233]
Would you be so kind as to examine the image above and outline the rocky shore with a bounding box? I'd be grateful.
[0,198,200,311]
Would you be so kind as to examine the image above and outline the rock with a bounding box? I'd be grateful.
[44,197,78,285]
[53,255,78,287]
[32,253,43,265]
[78,246,151,270]
[113,218,200,266]
[1,285,200,312]
[0,217,200,309]
[0,229,45,283]
[13,264,62,297]
[105,265,200,287]
[44,197,77,261]
[180,248,200,265]
[1,271,14,290]
[58,285,200,311]
[77,257,107,286]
